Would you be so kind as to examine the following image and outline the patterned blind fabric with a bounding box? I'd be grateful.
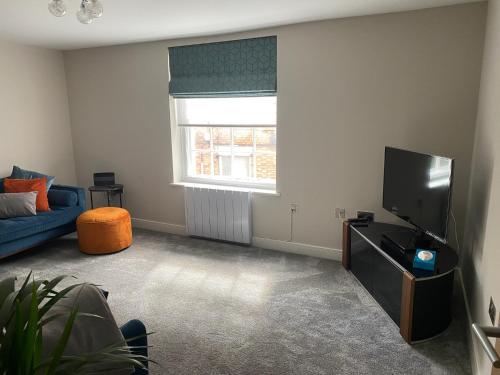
[168,36,277,98]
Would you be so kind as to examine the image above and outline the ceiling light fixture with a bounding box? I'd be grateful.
[48,0,103,24]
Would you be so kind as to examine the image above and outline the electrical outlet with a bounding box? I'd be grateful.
[290,204,298,214]
[335,208,346,219]
[489,297,496,325]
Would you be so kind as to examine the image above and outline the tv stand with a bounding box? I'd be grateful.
[382,229,433,253]
[342,221,458,343]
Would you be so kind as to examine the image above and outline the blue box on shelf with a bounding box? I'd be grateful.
[413,249,437,271]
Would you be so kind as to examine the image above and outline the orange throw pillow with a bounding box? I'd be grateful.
[4,178,50,212]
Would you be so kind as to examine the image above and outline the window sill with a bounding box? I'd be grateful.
[170,182,280,196]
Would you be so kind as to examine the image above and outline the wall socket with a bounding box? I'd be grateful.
[335,208,346,219]
[489,297,496,325]
[290,204,298,214]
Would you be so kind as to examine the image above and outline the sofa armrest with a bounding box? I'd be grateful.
[49,185,86,210]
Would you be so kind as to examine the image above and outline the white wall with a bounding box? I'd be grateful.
[0,39,76,185]
[463,1,500,374]
[64,3,486,251]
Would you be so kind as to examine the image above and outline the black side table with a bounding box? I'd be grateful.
[88,185,124,208]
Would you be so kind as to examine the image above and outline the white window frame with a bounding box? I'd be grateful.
[174,97,277,190]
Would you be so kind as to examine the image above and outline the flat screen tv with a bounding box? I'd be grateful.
[383,147,454,244]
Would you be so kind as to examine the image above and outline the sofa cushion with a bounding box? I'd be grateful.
[0,192,38,219]
[48,189,78,207]
[0,206,82,244]
[11,165,55,191]
[4,178,50,212]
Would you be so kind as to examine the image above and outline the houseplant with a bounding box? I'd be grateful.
[0,272,150,374]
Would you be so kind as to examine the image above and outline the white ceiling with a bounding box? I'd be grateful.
[0,0,484,50]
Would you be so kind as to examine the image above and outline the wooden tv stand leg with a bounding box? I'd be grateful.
[400,271,416,343]
[342,221,351,270]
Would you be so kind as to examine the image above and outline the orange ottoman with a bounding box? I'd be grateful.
[77,207,132,254]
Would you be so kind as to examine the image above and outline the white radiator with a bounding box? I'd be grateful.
[184,187,252,244]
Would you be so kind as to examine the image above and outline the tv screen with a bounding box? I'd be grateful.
[383,147,454,242]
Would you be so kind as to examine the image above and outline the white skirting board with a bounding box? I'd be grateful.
[131,218,186,236]
[252,237,341,261]
[131,218,341,261]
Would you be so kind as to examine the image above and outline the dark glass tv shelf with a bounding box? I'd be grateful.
[342,221,458,343]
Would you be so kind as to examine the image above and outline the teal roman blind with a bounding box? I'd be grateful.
[168,36,277,98]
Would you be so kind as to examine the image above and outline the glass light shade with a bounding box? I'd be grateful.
[85,0,103,18]
[76,6,93,24]
[48,0,66,17]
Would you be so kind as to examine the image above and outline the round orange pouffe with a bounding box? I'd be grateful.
[77,207,132,254]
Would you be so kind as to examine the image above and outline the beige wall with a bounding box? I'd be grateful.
[463,1,500,374]
[64,3,486,251]
[0,39,76,185]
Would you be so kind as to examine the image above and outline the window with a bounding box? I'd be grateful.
[175,97,277,189]
[168,36,277,189]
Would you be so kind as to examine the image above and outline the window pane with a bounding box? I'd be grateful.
[176,97,276,126]
[213,127,231,146]
[214,155,232,177]
[233,128,253,155]
[212,128,231,177]
[255,128,276,154]
[233,156,252,179]
[191,127,211,150]
[185,126,275,187]
[191,151,212,176]
[256,154,276,181]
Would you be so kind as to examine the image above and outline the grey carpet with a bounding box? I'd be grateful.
[1,229,471,375]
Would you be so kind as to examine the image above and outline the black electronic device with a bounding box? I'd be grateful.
[348,217,369,224]
[93,172,116,187]
[382,147,454,252]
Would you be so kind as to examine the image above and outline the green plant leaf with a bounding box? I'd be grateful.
[0,277,15,307]
[1,272,154,375]
[13,299,24,374]
[39,311,103,328]
[34,325,43,371]
[0,273,32,331]
[20,281,39,373]
[38,284,86,318]
[36,276,74,302]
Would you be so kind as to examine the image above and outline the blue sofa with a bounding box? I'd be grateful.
[0,185,85,258]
